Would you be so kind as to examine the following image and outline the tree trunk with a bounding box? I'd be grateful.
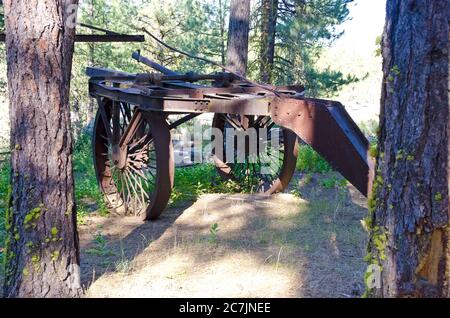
[259,0,278,83]
[218,0,226,66]
[226,0,251,76]
[367,0,449,297]
[86,0,96,129]
[3,0,82,297]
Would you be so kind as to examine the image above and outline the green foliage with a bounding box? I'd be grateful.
[321,176,347,189]
[0,160,9,281]
[208,223,219,245]
[375,35,382,57]
[358,119,379,159]
[73,132,109,218]
[301,67,359,97]
[0,161,9,260]
[142,0,228,73]
[71,0,149,135]
[86,232,115,257]
[170,164,217,205]
[296,145,332,173]
[170,164,239,206]
[0,3,4,32]
[369,143,378,158]
[252,0,357,96]
[358,119,379,140]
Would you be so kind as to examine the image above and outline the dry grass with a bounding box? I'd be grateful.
[80,172,369,298]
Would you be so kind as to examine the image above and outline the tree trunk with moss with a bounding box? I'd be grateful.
[226,0,251,75]
[366,0,449,297]
[3,0,82,297]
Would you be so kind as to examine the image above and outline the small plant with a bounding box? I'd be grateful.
[369,143,378,158]
[77,207,88,226]
[321,177,336,189]
[302,173,313,186]
[321,176,347,189]
[296,145,332,173]
[170,164,220,205]
[85,232,115,257]
[114,241,133,274]
[290,188,302,198]
[358,119,379,141]
[208,223,219,245]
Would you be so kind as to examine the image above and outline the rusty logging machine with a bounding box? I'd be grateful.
[87,51,375,221]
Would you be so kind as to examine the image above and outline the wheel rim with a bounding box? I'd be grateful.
[212,114,298,194]
[93,100,174,220]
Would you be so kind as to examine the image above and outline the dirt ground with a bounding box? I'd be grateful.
[79,172,369,298]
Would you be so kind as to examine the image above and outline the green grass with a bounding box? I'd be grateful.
[72,133,109,218]
[0,136,338,254]
[321,176,348,189]
[85,232,115,257]
[170,164,239,206]
[296,145,332,173]
[0,160,10,281]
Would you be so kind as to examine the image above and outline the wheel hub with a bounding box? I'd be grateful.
[112,144,128,170]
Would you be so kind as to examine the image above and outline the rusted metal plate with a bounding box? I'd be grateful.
[89,81,274,115]
[270,97,375,196]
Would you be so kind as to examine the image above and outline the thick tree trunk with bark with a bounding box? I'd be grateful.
[367,0,449,297]
[219,0,226,66]
[226,0,251,75]
[3,0,82,297]
[259,0,278,83]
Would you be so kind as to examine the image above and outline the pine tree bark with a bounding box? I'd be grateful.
[367,0,449,297]
[3,0,82,297]
[226,0,251,75]
[259,0,278,83]
[218,0,226,66]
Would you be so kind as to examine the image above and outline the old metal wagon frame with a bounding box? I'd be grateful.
[88,53,374,221]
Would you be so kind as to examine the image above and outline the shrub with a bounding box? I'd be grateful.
[296,145,332,173]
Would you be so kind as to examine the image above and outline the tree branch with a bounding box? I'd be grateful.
[141,27,282,96]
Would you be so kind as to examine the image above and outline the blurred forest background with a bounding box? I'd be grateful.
[0,0,383,147]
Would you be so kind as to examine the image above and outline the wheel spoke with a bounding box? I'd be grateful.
[127,169,150,209]
[124,170,143,212]
[128,163,153,183]
[214,113,291,193]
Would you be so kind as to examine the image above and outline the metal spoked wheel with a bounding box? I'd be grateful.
[211,113,298,194]
[93,99,174,220]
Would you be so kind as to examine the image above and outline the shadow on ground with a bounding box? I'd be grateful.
[79,172,369,298]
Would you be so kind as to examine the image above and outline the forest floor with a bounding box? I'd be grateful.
[79,172,369,298]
